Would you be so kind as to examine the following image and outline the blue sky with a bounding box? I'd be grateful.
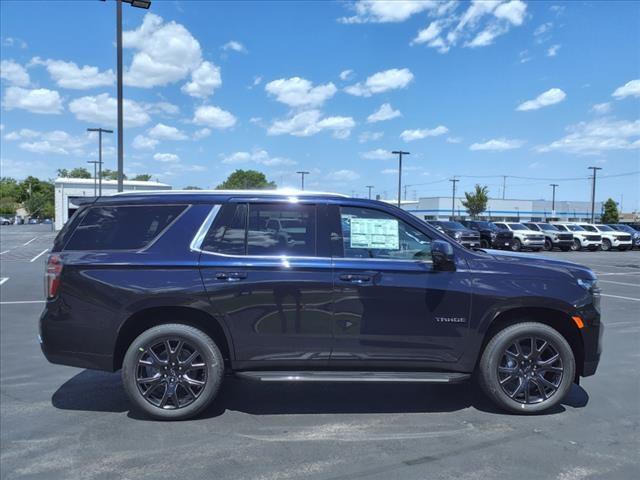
[1,1,639,209]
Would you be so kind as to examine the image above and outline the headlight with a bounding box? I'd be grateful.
[454,231,462,239]
[577,278,598,291]
[490,232,497,239]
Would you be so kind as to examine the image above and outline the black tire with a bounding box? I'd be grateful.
[560,246,571,252]
[478,322,575,414]
[480,239,490,249]
[122,324,224,420]
[571,239,581,251]
[601,239,611,251]
[511,238,522,252]
[543,239,553,251]
[531,248,542,252]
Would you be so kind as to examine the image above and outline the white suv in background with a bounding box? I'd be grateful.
[578,223,633,251]
[493,222,545,252]
[552,223,602,251]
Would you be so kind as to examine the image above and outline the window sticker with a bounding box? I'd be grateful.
[349,218,399,249]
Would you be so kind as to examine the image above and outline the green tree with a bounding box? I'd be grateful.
[19,177,54,218]
[101,169,127,181]
[184,185,202,190]
[132,174,152,181]
[216,169,276,190]
[600,198,619,223]
[462,184,489,219]
[1,177,21,215]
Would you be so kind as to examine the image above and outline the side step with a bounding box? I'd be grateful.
[235,371,470,384]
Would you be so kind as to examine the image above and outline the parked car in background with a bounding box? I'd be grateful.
[551,223,602,251]
[461,220,513,249]
[608,224,640,249]
[426,221,480,248]
[42,218,53,225]
[28,218,40,224]
[523,222,573,252]
[0,216,12,225]
[493,222,545,252]
[577,224,632,251]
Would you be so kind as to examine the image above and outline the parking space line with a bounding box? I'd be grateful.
[601,293,640,302]
[0,278,8,286]
[600,280,639,287]
[0,300,46,304]
[595,272,640,276]
[23,237,38,246]
[0,250,9,255]
[29,249,48,263]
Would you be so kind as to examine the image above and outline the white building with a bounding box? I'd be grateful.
[54,178,171,230]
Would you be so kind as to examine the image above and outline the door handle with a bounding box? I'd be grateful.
[339,273,372,284]
[215,272,247,282]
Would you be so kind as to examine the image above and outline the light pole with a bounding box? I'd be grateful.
[588,166,602,223]
[392,150,410,208]
[104,0,151,192]
[365,185,374,199]
[87,128,113,196]
[296,171,309,190]
[449,177,459,220]
[87,160,100,196]
[550,183,558,218]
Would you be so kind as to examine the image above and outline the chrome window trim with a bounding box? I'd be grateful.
[190,204,221,252]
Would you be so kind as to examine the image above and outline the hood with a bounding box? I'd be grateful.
[480,248,596,279]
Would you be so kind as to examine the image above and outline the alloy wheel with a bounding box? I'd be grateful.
[571,239,580,251]
[135,338,207,410]
[497,336,564,405]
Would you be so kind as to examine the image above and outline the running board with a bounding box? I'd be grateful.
[235,371,470,383]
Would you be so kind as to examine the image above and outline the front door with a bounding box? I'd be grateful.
[198,201,334,369]
[328,204,471,369]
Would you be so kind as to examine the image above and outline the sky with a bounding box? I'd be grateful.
[1,0,639,209]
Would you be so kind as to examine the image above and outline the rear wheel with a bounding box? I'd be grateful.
[511,238,522,252]
[478,322,575,414]
[122,324,223,420]
[543,239,553,251]
[571,239,581,251]
[601,239,612,251]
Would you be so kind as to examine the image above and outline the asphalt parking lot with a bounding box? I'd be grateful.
[1,225,639,480]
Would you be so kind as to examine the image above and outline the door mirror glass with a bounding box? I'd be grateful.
[431,240,455,271]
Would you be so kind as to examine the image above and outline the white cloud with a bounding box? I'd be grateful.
[9,129,92,155]
[265,77,337,108]
[338,0,439,24]
[516,88,566,111]
[2,37,28,49]
[327,169,360,182]
[493,0,527,25]
[400,125,448,142]
[221,40,247,53]
[534,22,552,37]
[612,79,640,99]
[591,102,612,115]
[153,152,180,163]
[446,136,462,143]
[144,101,180,116]
[132,135,159,150]
[3,86,63,114]
[221,149,296,167]
[546,44,561,57]
[367,103,401,123]
[412,20,444,46]
[193,128,211,140]
[339,69,354,81]
[4,128,40,141]
[148,123,187,141]
[358,131,384,143]
[29,57,114,89]
[469,138,525,151]
[181,61,222,98]
[69,93,150,127]
[123,13,203,88]
[0,60,30,87]
[345,68,413,97]
[193,105,237,129]
[361,148,391,160]
[537,118,640,155]
[267,110,355,138]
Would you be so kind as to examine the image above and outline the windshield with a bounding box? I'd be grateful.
[567,225,585,231]
[438,221,465,229]
[539,224,559,231]
[475,221,499,230]
[596,225,614,231]
[611,224,634,233]
[581,225,598,232]
[508,223,528,231]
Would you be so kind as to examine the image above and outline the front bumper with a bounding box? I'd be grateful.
[521,239,545,248]
[553,239,574,248]
[491,237,511,248]
[576,304,603,377]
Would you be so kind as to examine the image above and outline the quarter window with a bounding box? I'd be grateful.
[337,207,431,261]
[201,204,247,255]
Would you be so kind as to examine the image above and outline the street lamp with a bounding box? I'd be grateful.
[87,128,113,196]
[87,160,100,196]
[392,150,409,208]
[588,166,602,223]
[102,0,152,192]
[365,185,374,200]
[296,171,309,191]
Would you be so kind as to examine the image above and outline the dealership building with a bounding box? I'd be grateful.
[402,197,603,223]
[54,177,171,230]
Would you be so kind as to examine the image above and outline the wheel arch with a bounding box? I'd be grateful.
[113,306,234,371]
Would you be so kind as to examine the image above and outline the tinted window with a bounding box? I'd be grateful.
[494,223,509,231]
[539,224,558,231]
[567,225,585,231]
[201,204,247,255]
[438,221,465,229]
[65,204,186,251]
[247,203,316,256]
[509,223,528,230]
[523,223,539,231]
[580,225,597,232]
[338,207,431,261]
[554,224,567,231]
[596,225,614,231]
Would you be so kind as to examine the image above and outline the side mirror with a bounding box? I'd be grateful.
[431,240,456,271]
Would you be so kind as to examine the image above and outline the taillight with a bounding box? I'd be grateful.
[45,254,63,299]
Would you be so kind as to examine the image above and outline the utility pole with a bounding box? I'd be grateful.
[87,128,113,196]
[549,183,558,217]
[588,166,602,223]
[392,150,410,208]
[365,185,374,199]
[87,160,100,196]
[449,177,459,220]
[502,175,507,200]
[296,171,309,191]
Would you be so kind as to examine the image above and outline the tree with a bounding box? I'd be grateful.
[19,177,54,218]
[601,198,619,223]
[462,184,489,219]
[101,169,127,180]
[184,185,202,190]
[216,169,276,190]
[132,174,152,181]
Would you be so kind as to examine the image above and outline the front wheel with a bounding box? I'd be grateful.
[601,239,612,251]
[480,239,490,249]
[122,324,224,420]
[543,239,553,251]
[511,238,522,252]
[571,239,581,251]
[478,322,575,414]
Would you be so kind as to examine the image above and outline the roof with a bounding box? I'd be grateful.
[55,177,171,188]
[115,188,347,198]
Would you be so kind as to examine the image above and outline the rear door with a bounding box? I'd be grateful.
[327,204,472,369]
[198,200,334,369]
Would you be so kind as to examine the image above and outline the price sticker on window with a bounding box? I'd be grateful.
[349,218,399,249]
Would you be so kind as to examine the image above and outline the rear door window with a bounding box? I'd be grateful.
[201,204,247,255]
[64,204,186,250]
[247,203,316,256]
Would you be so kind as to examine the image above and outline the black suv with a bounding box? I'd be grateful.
[40,191,603,420]
[426,221,480,248]
[461,220,513,249]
